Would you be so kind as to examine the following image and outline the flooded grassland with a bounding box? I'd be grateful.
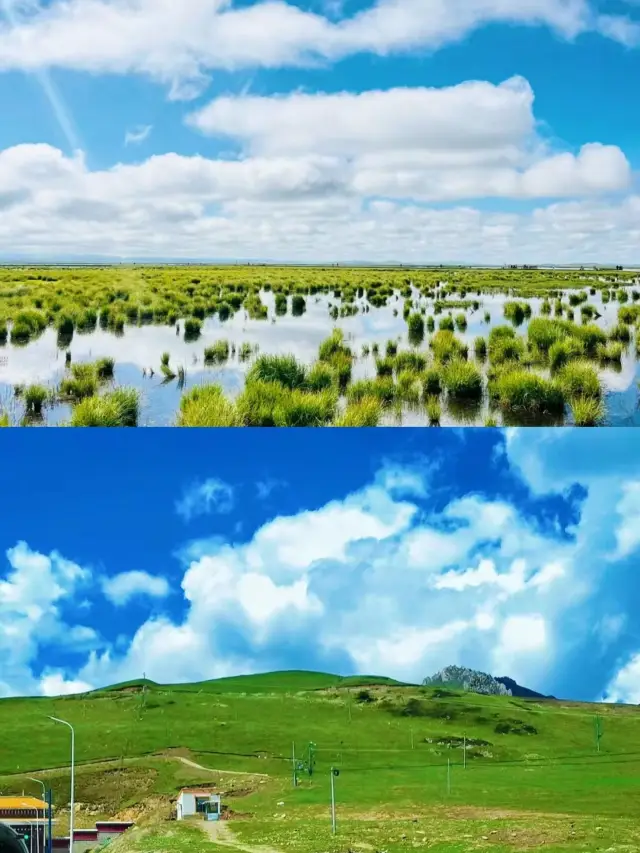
[1,265,639,427]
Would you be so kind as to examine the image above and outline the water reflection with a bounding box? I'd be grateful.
[0,288,639,426]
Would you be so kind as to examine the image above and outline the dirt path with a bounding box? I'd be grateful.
[173,755,270,779]
[200,819,281,853]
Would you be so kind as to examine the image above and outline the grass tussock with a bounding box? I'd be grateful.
[177,384,242,427]
[70,388,139,427]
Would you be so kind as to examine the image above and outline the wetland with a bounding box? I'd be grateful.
[1,265,639,427]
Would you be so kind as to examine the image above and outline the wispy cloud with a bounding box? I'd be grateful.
[256,478,286,500]
[101,570,170,606]
[124,124,152,146]
[176,478,235,521]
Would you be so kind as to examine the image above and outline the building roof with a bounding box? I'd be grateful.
[0,797,47,810]
[179,789,217,795]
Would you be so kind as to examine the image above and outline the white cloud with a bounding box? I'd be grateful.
[603,652,640,704]
[0,0,636,98]
[101,570,171,606]
[124,124,152,146]
[39,671,93,697]
[63,471,592,691]
[612,482,640,560]
[0,542,97,697]
[176,478,235,521]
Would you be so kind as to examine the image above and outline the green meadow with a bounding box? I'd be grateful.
[1,265,640,426]
[1,671,640,852]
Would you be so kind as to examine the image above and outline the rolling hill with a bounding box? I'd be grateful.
[0,669,637,853]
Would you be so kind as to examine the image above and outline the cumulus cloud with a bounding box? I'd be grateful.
[0,0,636,98]
[101,570,171,606]
[0,542,97,697]
[176,478,235,521]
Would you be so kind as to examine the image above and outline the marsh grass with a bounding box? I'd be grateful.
[571,396,605,426]
[396,369,422,403]
[423,367,442,396]
[70,388,140,427]
[237,380,337,426]
[490,369,565,415]
[442,359,482,399]
[504,301,532,324]
[246,354,307,389]
[430,330,468,363]
[407,313,425,343]
[59,363,99,400]
[177,384,241,427]
[556,360,601,400]
[291,294,306,316]
[204,340,230,364]
[548,338,584,370]
[0,320,7,345]
[425,396,441,425]
[0,411,8,426]
[474,336,487,358]
[183,318,202,341]
[598,341,624,363]
[347,377,396,406]
[95,357,115,379]
[24,384,48,414]
[335,396,381,426]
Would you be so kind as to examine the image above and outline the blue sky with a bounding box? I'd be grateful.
[0,0,639,262]
[2,427,640,704]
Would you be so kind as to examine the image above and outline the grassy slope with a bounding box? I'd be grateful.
[1,671,639,853]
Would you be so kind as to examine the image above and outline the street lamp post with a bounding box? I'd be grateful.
[28,778,46,853]
[48,717,74,853]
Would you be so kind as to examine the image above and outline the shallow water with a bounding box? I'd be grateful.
[1,287,639,426]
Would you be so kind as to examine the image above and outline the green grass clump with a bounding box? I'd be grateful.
[335,397,381,426]
[0,412,8,426]
[237,380,337,427]
[70,388,139,427]
[597,341,624,363]
[95,357,115,379]
[474,336,487,358]
[425,396,441,425]
[438,315,455,331]
[275,293,288,315]
[571,396,605,427]
[394,351,427,373]
[618,305,640,324]
[504,301,532,324]
[291,294,306,316]
[306,362,336,392]
[527,317,567,352]
[177,384,241,427]
[24,384,48,414]
[576,323,607,354]
[556,361,601,400]
[318,329,352,362]
[407,313,425,342]
[454,312,467,330]
[489,334,525,365]
[246,354,307,390]
[10,309,47,343]
[204,340,230,364]
[430,330,468,363]
[609,323,631,343]
[396,369,422,403]
[60,363,99,400]
[183,318,202,340]
[442,359,482,399]
[548,338,584,370]
[490,369,565,415]
[0,320,7,344]
[375,356,395,377]
[423,367,442,396]
[347,378,395,406]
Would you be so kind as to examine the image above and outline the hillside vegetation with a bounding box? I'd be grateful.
[0,670,638,853]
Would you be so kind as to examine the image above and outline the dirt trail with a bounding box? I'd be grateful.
[173,755,269,779]
[200,819,281,853]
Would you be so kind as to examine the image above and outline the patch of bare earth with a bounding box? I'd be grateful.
[198,819,282,853]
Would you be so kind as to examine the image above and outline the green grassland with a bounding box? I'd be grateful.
[1,265,640,426]
[1,671,640,852]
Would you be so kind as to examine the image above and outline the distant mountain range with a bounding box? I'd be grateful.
[423,665,553,699]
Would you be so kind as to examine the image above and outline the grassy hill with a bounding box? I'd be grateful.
[1,671,639,853]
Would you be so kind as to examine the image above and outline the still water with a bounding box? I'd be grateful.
[1,289,639,426]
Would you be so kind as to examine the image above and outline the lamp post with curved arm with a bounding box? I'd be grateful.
[47,717,74,853]
[28,778,46,853]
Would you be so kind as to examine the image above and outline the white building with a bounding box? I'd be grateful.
[176,790,221,821]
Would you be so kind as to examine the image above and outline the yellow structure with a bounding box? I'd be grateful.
[0,797,46,811]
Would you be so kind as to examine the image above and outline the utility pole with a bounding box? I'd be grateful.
[330,768,339,835]
[463,734,467,770]
[47,789,53,853]
[594,715,603,753]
